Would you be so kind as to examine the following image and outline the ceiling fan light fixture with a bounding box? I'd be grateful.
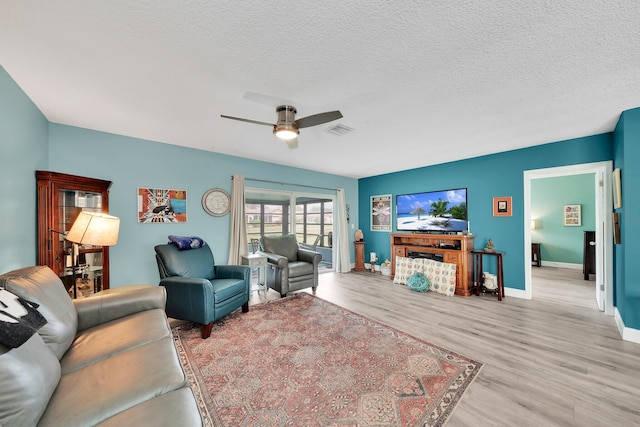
[273,123,299,140]
[273,105,299,140]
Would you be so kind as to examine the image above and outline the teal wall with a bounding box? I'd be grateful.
[614,107,640,329]
[0,66,49,272]
[47,124,359,288]
[4,62,640,332]
[531,174,595,264]
[0,67,358,288]
[358,135,612,292]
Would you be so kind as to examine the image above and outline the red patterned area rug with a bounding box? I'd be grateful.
[172,293,482,426]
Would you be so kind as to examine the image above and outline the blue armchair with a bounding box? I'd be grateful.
[154,243,251,338]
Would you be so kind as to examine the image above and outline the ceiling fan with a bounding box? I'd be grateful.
[221,105,343,149]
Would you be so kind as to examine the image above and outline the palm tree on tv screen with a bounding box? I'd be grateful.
[449,203,467,220]
[429,199,449,217]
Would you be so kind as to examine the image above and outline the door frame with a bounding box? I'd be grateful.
[245,187,336,272]
[523,161,614,315]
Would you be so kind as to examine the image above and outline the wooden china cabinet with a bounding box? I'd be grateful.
[36,170,112,297]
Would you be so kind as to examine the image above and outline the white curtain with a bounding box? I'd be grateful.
[335,189,352,273]
[227,175,248,265]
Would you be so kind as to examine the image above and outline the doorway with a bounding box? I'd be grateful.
[245,187,336,272]
[523,161,614,315]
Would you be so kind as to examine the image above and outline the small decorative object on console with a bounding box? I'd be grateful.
[484,239,496,252]
[354,229,364,241]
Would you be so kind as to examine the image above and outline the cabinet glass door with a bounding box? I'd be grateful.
[58,189,105,298]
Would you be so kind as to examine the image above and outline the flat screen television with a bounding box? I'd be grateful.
[396,188,468,233]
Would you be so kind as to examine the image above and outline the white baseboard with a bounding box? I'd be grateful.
[614,308,640,344]
[504,287,528,299]
[540,261,582,270]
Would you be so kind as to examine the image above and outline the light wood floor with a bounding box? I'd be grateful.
[249,267,640,426]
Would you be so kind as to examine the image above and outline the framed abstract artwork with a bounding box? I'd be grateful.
[137,188,187,223]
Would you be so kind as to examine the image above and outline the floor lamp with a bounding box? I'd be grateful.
[66,211,120,298]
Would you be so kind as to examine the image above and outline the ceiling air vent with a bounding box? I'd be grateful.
[325,124,353,136]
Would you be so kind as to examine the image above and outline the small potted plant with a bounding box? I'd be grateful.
[380,259,392,276]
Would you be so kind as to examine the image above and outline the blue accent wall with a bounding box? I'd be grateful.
[47,124,358,287]
[531,174,595,264]
[614,107,640,329]
[358,135,612,292]
[0,66,49,273]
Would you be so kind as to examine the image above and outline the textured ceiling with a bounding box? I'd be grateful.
[2,1,639,178]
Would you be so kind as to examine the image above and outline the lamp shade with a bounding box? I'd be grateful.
[66,211,120,246]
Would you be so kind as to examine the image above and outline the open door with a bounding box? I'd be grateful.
[595,170,605,311]
[524,161,614,315]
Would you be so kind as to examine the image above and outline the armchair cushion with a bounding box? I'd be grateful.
[155,242,216,279]
[288,261,315,277]
[261,234,299,261]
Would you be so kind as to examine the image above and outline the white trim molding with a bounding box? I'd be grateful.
[615,308,640,344]
[505,287,528,299]
[539,261,582,270]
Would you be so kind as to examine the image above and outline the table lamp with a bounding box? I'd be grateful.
[66,211,120,298]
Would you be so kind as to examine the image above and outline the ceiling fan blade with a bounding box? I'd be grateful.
[243,91,297,107]
[295,110,343,128]
[220,114,274,127]
[286,137,299,149]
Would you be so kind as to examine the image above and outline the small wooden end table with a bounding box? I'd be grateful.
[471,250,505,301]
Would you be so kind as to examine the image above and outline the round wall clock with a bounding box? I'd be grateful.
[201,188,231,217]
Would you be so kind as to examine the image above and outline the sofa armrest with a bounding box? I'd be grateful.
[298,248,322,265]
[215,265,250,283]
[74,287,167,331]
[258,251,289,269]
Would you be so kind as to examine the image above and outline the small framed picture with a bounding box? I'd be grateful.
[563,204,581,226]
[493,196,512,217]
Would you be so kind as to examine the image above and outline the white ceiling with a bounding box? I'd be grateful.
[2,1,639,178]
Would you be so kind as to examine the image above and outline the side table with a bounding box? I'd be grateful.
[471,250,505,301]
[531,243,541,267]
[354,241,366,271]
[241,254,268,292]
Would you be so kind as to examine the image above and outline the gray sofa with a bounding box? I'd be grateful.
[0,266,202,427]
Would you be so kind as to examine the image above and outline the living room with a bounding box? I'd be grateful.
[2,2,640,425]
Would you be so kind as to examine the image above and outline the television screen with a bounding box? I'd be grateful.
[396,188,468,232]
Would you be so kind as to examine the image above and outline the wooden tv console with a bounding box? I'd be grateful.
[390,233,475,296]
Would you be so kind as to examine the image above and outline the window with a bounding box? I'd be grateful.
[246,201,289,242]
[245,192,333,248]
[295,200,333,247]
